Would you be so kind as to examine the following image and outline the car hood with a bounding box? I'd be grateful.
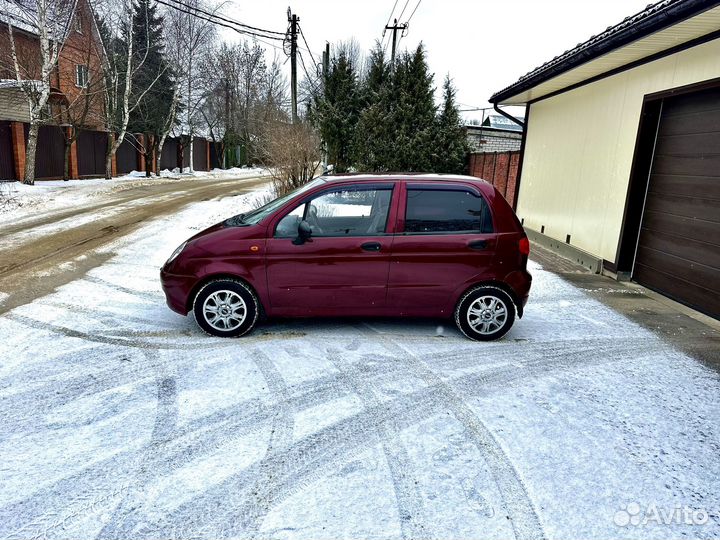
[187,221,262,253]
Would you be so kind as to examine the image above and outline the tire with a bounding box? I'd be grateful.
[192,279,259,337]
[455,286,516,341]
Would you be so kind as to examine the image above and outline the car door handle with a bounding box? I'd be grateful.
[468,240,488,250]
[361,241,382,252]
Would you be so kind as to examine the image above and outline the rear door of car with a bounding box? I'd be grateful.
[387,181,498,315]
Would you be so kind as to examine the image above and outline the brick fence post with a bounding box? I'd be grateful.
[66,127,78,179]
[10,121,26,181]
[137,133,145,172]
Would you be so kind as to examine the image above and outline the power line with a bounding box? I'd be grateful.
[298,49,319,93]
[406,0,422,24]
[159,0,285,42]
[156,0,288,55]
[395,0,411,22]
[298,25,318,68]
[164,0,285,36]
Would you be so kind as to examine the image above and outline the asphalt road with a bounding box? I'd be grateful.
[0,175,268,315]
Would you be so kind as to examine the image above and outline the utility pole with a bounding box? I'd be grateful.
[322,41,329,78]
[384,18,407,63]
[288,7,298,124]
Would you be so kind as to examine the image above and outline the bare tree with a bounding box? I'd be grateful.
[3,0,74,185]
[98,0,167,178]
[165,0,218,173]
[154,82,179,173]
[262,121,321,196]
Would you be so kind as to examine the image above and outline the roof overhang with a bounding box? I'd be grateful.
[491,0,720,105]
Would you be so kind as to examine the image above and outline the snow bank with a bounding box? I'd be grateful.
[0,167,270,227]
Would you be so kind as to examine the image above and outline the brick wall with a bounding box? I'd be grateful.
[466,128,522,153]
[467,151,521,208]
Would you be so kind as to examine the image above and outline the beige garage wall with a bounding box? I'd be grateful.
[516,37,720,263]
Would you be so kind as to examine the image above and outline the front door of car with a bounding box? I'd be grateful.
[265,184,396,314]
[387,183,498,314]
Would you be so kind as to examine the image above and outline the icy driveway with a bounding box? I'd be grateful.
[0,193,719,540]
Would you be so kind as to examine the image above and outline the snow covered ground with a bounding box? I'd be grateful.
[0,167,267,226]
[0,188,719,540]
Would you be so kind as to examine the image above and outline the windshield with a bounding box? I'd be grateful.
[227,178,326,226]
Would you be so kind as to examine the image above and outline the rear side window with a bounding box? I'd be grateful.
[405,188,493,234]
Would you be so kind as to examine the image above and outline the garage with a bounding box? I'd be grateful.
[633,86,720,318]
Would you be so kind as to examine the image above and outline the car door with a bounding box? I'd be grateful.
[265,183,397,314]
[387,182,498,315]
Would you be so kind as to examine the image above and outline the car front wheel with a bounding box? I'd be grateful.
[192,279,259,337]
[455,286,516,341]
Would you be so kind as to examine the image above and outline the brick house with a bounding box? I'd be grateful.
[465,115,524,153]
[0,0,106,179]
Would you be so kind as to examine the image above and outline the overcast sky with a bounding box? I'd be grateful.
[220,0,655,123]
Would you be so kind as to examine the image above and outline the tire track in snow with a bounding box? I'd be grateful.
[362,323,546,540]
[240,348,295,539]
[0,335,663,538]
[96,349,179,540]
[325,345,431,540]
[139,384,442,539]
[82,275,163,303]
[4,313,241,350]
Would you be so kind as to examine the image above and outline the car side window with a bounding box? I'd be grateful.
[275,204,306,238]
[405,188,493,234]
[310,188,392,236]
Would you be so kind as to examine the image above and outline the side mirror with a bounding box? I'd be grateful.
[292,220,313,245]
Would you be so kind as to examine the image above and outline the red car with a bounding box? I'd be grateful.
[160,174,531,341]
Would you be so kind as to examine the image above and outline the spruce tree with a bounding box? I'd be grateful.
[434,75,469,174]
[313,51,360,172]
[388,44,437,172]
[127,0,177,174]
[352,44,391,170]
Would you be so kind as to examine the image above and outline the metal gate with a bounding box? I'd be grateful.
[32,125,65,179]
[0,122,14,179]
[77,130,107,177]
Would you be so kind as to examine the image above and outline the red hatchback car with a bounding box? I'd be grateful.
[160,174,531,341]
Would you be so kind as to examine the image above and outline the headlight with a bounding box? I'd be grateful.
[166,241,187,265]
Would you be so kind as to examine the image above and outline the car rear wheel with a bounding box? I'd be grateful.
[455,286,516,341]
[193,279,259,337]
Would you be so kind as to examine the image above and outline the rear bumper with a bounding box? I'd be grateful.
[505,269,532,318]
[160,267,194,315]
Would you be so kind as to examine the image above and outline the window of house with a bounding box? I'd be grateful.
[404,188,494,234]
[75,65,89,87]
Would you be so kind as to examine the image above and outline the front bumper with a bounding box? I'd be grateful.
[160,266,194,315]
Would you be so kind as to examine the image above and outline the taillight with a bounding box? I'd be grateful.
[519,237,530,255]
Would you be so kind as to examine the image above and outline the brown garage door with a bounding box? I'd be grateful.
[633,86,720,319]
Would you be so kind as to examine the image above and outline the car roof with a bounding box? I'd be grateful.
[319,173,492,187]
